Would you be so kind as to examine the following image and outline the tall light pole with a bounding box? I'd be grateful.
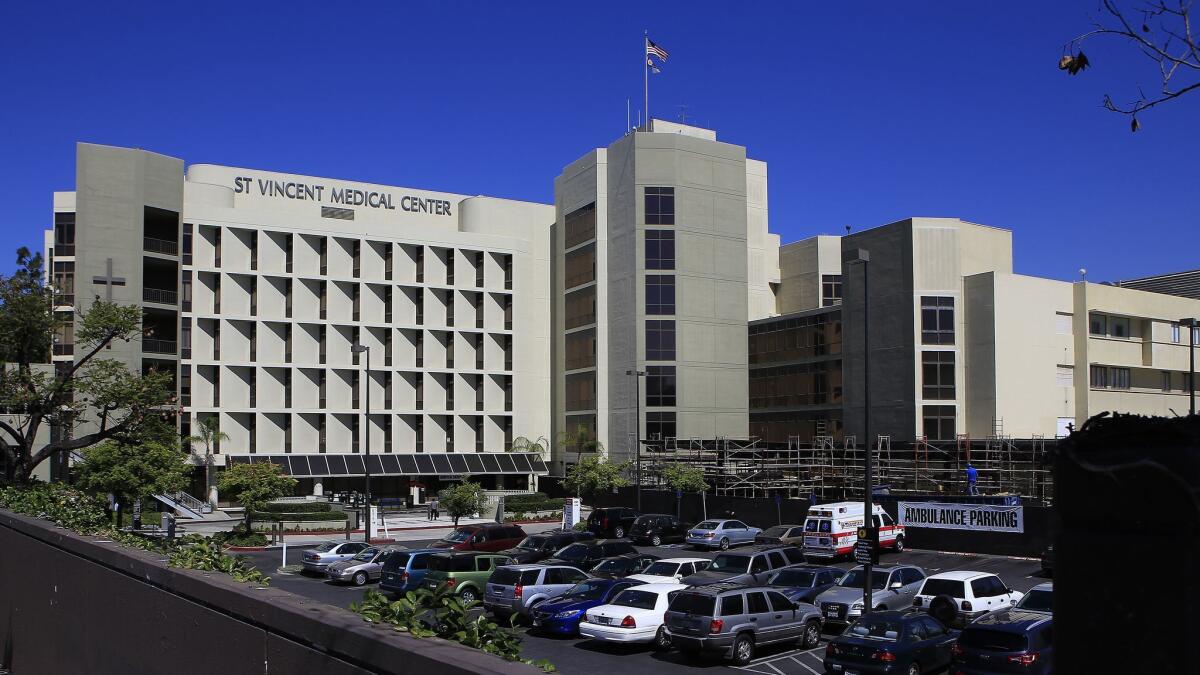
[1181,318,1197,416]
[351,343,371,542]
[626,369,646,512]
[845,248,873,615]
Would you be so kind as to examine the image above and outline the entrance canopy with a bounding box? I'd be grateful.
[226,453,547,477]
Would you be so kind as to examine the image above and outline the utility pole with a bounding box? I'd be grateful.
[627,369,646,512]
[1182,318,1197,416]
[845,248,874,614]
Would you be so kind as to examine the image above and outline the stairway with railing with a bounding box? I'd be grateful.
[153,490,211,519]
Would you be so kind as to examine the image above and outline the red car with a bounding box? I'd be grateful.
[431,522,527,552]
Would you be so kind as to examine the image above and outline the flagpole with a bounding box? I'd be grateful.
[643,30,649,131]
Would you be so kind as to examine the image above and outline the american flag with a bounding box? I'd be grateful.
[646,39,669,61]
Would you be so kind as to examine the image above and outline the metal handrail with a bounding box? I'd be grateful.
[143,287,179,304]
[143,237,179,255]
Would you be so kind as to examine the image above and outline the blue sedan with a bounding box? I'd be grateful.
[686,519,762,550]
[824,610,957,674]
[527,578,645,635]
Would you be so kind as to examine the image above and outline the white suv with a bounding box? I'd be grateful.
[912,571,1024,625]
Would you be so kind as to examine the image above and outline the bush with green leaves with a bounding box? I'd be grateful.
[168,537,269,585]
[249,510,347,522]
[351,585,554,672]
[0,481,110,532]
[438,478,490,527]
[257,501,333,513]
[211,526,269,547]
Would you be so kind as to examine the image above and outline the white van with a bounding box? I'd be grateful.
[801,501,905,559]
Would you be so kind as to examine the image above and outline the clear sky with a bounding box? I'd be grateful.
[1,1,1195,281]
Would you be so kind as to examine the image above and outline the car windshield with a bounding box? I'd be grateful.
[351,547,380,562]
[959,628,1029,651]
[771,569,815,587]
[846,617,902,641]
[921,578,965,597]
[592,559,629,573]
[1015,589,1053,612]
[642,562,679,576]
[555,544,588,561]
[612,590,659,610]
[695,521,720,530]
[761,526,790,537]
[838,569,890,590]
[441,529,473,543]
[709,554,751,573]
[517,536,548,551]
[563,580,610,601]
[314,542,338,553]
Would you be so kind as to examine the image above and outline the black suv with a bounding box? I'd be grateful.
[544,539,638,569]
[499,529,596,564]
[589,553,661,579]
[629,514,690,546]
[586,507,639,538]
[682,545,806,586]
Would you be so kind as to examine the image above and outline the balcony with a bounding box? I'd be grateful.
[143,288,178,305]
[143,339,177,355]
[143,237,178,255]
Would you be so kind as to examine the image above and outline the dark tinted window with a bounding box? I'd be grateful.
[562,580,610,601]
[1016,589,1053,612]
[719,594,744,616]
[767,551,787,568]
[646,320,675,361]
[750,556,769,574]
[922,578,965,597]
[771,569,815,587]
[644,187,675,225]
[784,548,806,564]
[429,555,474,572]
[491,568,534,585]
[746,592,770,613]
[670,592,717,615]
[710,554,751,573]
[959,628,1029,652]
[476,557,495,571]
[919,616,946,637]
[901,568,926,585]
[384,552,410,571]
[971,577,1002,598]
[555,544,589,561]
[604,542,637,556]
[613,589,659,610]
[645,230,675,270]
[646,275,675,315]
[768,592,793,611]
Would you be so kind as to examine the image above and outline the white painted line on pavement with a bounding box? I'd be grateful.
[789,656,820,674]
[762,662,786,675]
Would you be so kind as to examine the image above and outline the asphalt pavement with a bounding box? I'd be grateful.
[237,538,1050,675]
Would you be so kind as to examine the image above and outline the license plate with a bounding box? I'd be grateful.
[595,616,611,625]
[826,608,839,617]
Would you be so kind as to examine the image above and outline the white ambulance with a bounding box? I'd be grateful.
[801,501,905,559]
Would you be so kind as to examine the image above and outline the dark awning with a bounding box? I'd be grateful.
[226,453,547,477]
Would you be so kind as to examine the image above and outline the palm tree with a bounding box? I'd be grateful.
[186,416,229,508]
[556,425,604,498]
[509,435,549,456]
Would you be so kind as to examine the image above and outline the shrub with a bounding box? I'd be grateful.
[258,501,332,513]
[0,482,110,532]
[213,527,269,547]
[249,510,347,522]
[502,492,550,511]
[169,537,269,584]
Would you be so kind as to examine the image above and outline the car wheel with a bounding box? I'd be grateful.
[894,536,905,553]
[652,626,671,652]
[719,537,730,551]
[731,633,754,666]
[650,534,663,547]
[614,526,626,538]
[352,572,368,587]
[906,662,920,675]
[459,588,478,604]
[802,620,821,648]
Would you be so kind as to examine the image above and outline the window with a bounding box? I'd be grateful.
[768,592,793,611]
[564,203,597,249]
[565,286,596,329]
[644,187,675,225]
[745,592,770,614]
[920,296,955,345]
[920,616,947,638]
[1172,323,1181,343]
[646,275,675,315]
[767,551,787,569]
[1089,313,1107,336]
[1162,371,1172,392]
[646,411,676,440]
[565,328,596,370]
[646,320,675,361]
[564,243,596,289]
[1090,365,1108,388]
[645,230,675,270]
[646,366,676,406]
[750,557,769,574]
[922,405,956,441]
[1111,367,1130,389]
[921,351,956,400]
[821,274,842,307]
[1110,316,1130,338]
[719,594,744,617]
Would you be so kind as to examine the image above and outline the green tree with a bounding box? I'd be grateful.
[562,456,630,500]
[661,464,708,494]
[0,248,176,484]
[556,425,604,494]
[508,435,548,456]
[439,478,490,527]
[218,461,297,532]
[186,416,229,506]
[75,424,190,527]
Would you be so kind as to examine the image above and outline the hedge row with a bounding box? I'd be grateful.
[250,510,347,522]
[259,502,333,513]
[503,493,565,513]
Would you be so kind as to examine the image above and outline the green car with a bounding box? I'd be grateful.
[423,552,514,604]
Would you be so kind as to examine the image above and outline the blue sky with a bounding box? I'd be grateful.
[1,1,1195,281]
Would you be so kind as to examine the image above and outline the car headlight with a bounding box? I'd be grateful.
[554,610,581,619]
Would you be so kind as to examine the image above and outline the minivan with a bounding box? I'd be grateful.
[484,564,591,619]
[422,552,514,604]
[379,548,442,595]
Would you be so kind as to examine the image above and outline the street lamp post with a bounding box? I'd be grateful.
[845,248,873,615]
[1181,318,1197,416]
[627,369,646,513]
[352,343,371,542]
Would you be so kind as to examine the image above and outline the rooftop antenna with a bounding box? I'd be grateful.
[845,225,852,235]
[626,98,631,134]
[1079,267,1088,281]
[678,104,689,124]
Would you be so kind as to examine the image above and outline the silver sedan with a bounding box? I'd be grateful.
[326,546,404,586]
[301,540,370,575]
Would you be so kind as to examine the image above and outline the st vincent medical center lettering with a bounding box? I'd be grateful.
[233,176,452,215]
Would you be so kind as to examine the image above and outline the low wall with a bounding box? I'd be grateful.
[0,509,535,674]
[592,488,1051,558]
[253,519,350,532]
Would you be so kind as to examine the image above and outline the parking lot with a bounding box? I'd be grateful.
[240,540,1049,674]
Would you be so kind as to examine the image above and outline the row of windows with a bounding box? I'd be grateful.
[748,315,841,364]
[1089,313,1131,339]
[1090,365,1131,389]
[749,361,843,409]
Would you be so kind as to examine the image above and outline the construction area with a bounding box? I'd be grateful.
[641,432,1055,506]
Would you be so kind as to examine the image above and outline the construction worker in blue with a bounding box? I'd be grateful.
[966,463,979,495]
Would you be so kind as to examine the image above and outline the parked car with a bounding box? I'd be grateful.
[629,514,690,546]
[755,524,806,546]
[681,545,805,586]
[912,572,1024,626]
[1009,582,1052,614]
[824,610,957,675]
[686,519,763,550]
[627,557,712,583]
[951,610,1053,674]
[484,563,591,619]
[528,578,646,636]
[664,582,823,665]
[379,547,442,595]
[815,564,927,627]
[300,540,371,575]
[764,564,844,603]
[578,582,686,648]
[499,529,595,564]
[544,539,638,569]
[422,551,514,604]
[589,553,660,579]
[586,507,639,538]
[430,522,526,552]
[325,545,404,586]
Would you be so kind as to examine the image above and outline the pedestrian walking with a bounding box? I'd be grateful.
[431,496,440,520]
[427,500,434,521]
[966,463,979,496]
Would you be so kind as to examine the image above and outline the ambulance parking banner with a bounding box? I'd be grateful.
[898,501,1024,534]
